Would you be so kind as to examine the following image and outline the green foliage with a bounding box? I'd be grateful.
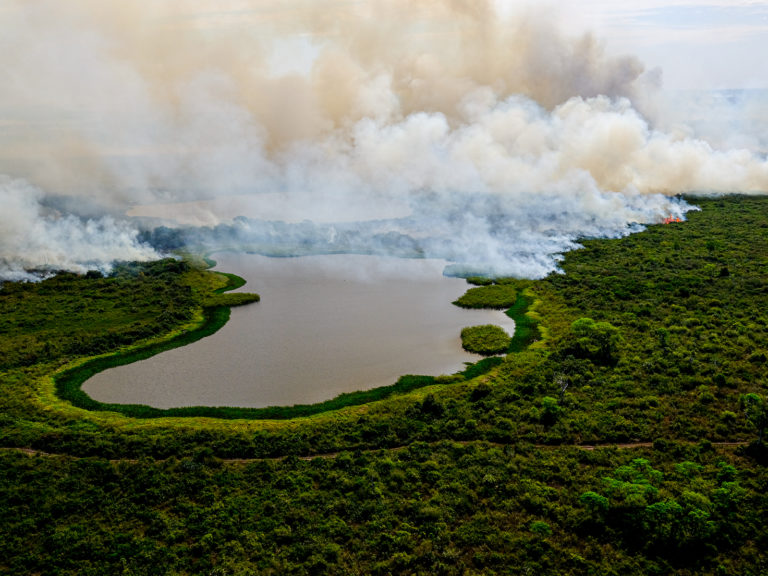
[0,259,198,369]
[538,396,561,425]
[740,393,768,444]
[203,292,261,308]
[0,258,261,373]
[529,520,552,536]
[455,281,541,354]
[460,324,512,355]
[0,444,763,576]
[567,317,622,365]
[579,457,742,555]
[466,276,494,286]
[453,284,517,309]
[505,292,541,352]
[580,491,609,512]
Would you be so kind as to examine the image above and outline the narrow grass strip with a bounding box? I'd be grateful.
[505,292,540,353]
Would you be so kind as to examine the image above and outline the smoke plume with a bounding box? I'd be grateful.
[1,0,767,279]
[0,177,159,281]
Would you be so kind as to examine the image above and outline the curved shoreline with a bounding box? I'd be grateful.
[54,267,540,420]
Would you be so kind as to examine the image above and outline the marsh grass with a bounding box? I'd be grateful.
[453,284,518,309]
[460,324,512,355]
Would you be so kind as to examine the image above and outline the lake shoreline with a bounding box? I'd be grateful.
[56,254,538,419]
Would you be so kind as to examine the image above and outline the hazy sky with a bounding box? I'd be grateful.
[262,0,768,89]
[64,0,767,90]
[550,0,768,89]
[161,0,768,89]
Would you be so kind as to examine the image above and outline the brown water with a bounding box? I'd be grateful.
[83,253,515,408]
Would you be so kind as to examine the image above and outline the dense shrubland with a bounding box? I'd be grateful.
[0,258,259,371]
[2,442,764,576]
[0,196,767,574]
[0,259,196,369]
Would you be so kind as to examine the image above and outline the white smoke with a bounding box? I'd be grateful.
[0,0,766,280]
[0,177,159,281]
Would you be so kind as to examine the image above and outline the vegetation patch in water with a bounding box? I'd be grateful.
[460,324,512,355]
[453,284,517,309]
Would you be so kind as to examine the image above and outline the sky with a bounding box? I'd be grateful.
[550,0,768,89]
[136,0,768,90]
[120,0,768,90]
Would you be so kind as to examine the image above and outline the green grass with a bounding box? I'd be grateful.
[452,278,541,355]
[506,292,540,352]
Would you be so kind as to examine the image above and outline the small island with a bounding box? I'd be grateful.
[460,324,512,355]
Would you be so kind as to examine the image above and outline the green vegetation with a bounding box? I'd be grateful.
[3,442,764,576]
[0,196,767,574]
[466,275,494,286]
[741,393,768,445]
[576,456,748,556]
[0,257,259,373]
[564,317,622,365]
[0,259,196,369]
[453,283,517,309]
[505,291,540,352]
[460,324,512,355]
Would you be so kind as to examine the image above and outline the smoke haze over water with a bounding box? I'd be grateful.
[1,0,767,279]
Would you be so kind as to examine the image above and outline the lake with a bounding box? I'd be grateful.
[83,253,516,408]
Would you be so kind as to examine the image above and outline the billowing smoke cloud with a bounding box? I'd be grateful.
[0,176,159,281]
[1,0,767,279]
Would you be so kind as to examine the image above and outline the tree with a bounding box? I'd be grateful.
[568,318,622,365]
[740,393,768,445]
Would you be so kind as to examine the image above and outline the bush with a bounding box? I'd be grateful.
[567,318,622,365]
[453,285,517,309]
[529,521,552,536]
[461,324,512,355]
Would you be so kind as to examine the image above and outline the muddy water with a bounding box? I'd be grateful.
[83,253,516,408]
